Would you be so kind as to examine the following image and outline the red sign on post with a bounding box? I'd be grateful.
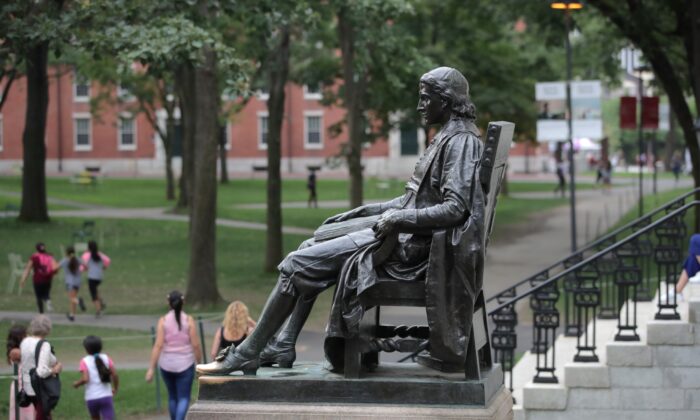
[620,96,637,129]
[642,96,659,129]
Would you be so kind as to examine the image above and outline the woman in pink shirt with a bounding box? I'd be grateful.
[145,291,202,420]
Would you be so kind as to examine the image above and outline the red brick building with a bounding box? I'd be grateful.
[0,65,545,177]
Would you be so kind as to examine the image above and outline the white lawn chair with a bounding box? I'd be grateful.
[7,253,24,294]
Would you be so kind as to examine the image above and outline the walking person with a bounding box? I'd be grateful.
[81,241,111,317]
[19,243,58,314]
[671,151,683,183]
[553,160,567,197]
[74,336,119,420]
[7,324,34,420]
[145,291,202,420]
[209,301,256,360]
[57,246,86,322]
[307,169,318,208]
[20,315,62,420]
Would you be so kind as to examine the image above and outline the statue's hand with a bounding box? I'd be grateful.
[373,209,402,239]
[322,206,365,225]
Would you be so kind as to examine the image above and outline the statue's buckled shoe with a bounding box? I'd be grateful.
[196,348,259,376]
[260,343,295,368]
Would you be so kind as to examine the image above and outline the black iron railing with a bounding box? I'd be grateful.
[487,199,695,389]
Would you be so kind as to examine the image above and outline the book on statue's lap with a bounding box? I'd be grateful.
[313,215,380,242]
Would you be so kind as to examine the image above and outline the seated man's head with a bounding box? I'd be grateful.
[418,67,476,126]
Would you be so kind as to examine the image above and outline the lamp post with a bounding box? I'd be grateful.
[551,0,582,253]
[635,65,651,217]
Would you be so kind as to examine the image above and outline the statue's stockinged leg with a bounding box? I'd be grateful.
[196,281,295,376]
[260,295,316,368]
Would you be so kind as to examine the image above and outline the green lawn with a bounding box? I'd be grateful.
[0,368,177,419]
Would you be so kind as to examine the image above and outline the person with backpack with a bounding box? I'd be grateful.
[19,315,62,420]
[19,243,58,314]
[81,241,111,317]
[74,336,119,420]
[57,246,86,322]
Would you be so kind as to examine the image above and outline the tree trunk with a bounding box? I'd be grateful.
[176,65,194,211]
[338,7,366,208]
[19,41,50,223]
[183,47,222,306]
[264,26,291,272]
[164,113,176,201]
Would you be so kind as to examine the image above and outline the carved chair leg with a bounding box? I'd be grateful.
[465,329,481,381]
[344,337,362,379]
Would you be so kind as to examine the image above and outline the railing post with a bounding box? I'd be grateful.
[151,326,162,412]
[596,236,619,319]
[491,287,517,392]
[198,316,208,364]
[573,264,600,362]
[13,362,20,420]
[532,279,560,383]
[563,253,583,337]
[633,216,654,302]
[654,209,686,320]
[529,271,549,353]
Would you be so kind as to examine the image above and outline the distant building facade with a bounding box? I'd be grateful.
[0,65,540,177]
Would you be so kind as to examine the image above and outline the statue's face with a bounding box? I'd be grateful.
[417,83,448,126]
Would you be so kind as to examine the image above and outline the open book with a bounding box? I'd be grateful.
[313,215,381,242]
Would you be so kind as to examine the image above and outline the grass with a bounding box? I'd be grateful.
[0,368,178,419]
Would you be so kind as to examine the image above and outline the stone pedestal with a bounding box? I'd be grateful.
[189,362,513,419]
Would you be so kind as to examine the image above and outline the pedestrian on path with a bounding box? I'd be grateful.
[74,335,119,420]
[209,301,256,360]
[81,241,110,318]
[20,315,62,420]
[307,169,318,208]
[19,243,58,314]
[57,246,86,322]
[7,324,34,420]
[553,160,567,197]
[146,291,202,420]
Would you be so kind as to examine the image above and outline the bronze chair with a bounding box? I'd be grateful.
[343,121,514,379]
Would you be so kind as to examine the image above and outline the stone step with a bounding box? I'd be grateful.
[521,382,567,410]
[564,362,609,388]
[646,319,694,345]
[606,341,653,367]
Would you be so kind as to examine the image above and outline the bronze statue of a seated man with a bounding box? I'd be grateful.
[197,66,485,376]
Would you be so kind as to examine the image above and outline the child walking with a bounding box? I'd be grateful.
[74,336,119,420]
[57,246,86,321]
[81,241,111,317]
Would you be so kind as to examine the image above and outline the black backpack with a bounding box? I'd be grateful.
[29,340,61,411]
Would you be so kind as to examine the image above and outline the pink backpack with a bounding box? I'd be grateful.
[33,253,56,282]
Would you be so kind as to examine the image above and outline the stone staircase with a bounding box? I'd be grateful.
[513,283,700,420]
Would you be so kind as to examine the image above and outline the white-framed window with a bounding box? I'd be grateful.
[118,114,137,150]
[73,72,90,102]
[73,113,92,151]
[257,112,268,150]
[303,84,322,100]
[304,111,323,149]
[0,115,3,152]
[257,86,269,101]
[117,84,135,102]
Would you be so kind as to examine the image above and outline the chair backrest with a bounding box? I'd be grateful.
[479,121,515,249]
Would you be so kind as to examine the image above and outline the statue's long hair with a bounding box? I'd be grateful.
[420,67,477,121]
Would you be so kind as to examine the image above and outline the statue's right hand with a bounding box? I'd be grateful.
[322,206,364,225]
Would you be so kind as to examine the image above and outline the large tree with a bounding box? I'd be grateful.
[585,0,700,226]
[1,0,78,222]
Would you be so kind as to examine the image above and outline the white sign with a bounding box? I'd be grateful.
[535,80,603,142]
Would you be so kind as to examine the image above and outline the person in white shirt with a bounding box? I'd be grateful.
[73,335,119,420]
[19,315,62,420]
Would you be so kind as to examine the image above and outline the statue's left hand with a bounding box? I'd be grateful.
[374,209,402,239]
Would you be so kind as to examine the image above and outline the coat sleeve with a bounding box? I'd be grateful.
[36,342,54,378]
[400,134,481,229]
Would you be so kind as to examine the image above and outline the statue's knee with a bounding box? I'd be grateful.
[297,238,315,250]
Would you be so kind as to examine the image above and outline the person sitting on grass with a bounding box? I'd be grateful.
[81,241,111,318]
[57,246,86,322]
[209,301,256,361]
[74,335,119,420]
[672,234,700,301]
